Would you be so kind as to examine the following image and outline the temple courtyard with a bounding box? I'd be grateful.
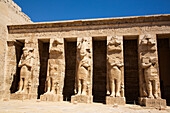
[0,100,170,113]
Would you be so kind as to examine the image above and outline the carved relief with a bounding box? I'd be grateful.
[75,38,91,95]
[141,57,160,99]
[16,47,34,94]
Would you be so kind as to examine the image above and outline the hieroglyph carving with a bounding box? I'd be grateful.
[16,47,34,94]
[76,38,91,95]
[141,57,160,99]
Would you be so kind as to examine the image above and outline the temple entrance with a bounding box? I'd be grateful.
[63,39,77,101]
[10,40,24,93]
[93,38,107,103]
[157,35,170,106]
[123,37,139,104]
[38,40,50,98]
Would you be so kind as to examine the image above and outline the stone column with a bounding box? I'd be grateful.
[40,38,65,102]
[106,36,125,105]
[138,34,166,107]
[71,37,93,103]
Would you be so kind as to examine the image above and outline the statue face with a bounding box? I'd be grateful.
[23,50,28,57]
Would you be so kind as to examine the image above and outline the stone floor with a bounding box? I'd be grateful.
[0,100,170,113]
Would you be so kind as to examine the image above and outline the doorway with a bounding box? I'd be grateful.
[123,37,139,104]
[93,38,107,103]
[63,39,77,101]
[38,40,50,98]
[157,35,170,106]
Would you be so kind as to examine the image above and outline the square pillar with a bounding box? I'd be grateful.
[40,38,65,102]
[106,36,125,105]
[71,37,93,103]
[138,34,166,107]
[10,38,39,100]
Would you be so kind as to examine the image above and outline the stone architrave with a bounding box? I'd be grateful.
[71,37,93,103]
[139,34,166,107]
[40,38,64,102]
[106,36,125,105]
[10,47,35,100]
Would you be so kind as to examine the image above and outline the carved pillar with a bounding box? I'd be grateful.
[138,34,166,107]
[10,38,38,100]
[40,38,65,102]
[106,36,125,105]
[71,37,93,103]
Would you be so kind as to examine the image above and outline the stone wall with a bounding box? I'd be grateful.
[0,0,32,100]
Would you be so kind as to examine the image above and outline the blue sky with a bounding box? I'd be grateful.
[13,0,170,22]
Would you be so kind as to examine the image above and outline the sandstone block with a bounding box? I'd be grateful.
[10,93,37,100]
[139,97,166,107]
[106,96,125,105]
[71,95,93,103]
[40,93,63,102]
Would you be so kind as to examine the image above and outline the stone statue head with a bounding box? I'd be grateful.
[142,57,150,64]
[52,39,63,47]
[22,47,29,57]
[22,47,34,57]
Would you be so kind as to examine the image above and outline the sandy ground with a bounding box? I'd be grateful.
[0,100,169,113]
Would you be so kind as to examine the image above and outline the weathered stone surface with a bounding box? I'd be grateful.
[139,97,166,107]
[40,93,63,102]
[71,95,93,103]
[10,93,37,100]
[106,96,125,105]
[0,0,32,100]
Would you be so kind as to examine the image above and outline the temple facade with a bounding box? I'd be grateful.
[0,0,170,107]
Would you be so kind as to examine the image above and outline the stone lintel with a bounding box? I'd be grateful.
[139,97,166,107]
[40,93,63,102]
[106,96,126,105]
[71,95,93,104]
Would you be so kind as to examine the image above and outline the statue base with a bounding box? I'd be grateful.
[71,95,93,103]
[40,93,63,102]
[106,96,126,105]
[139,97,166,107]
[10,93,37,100]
